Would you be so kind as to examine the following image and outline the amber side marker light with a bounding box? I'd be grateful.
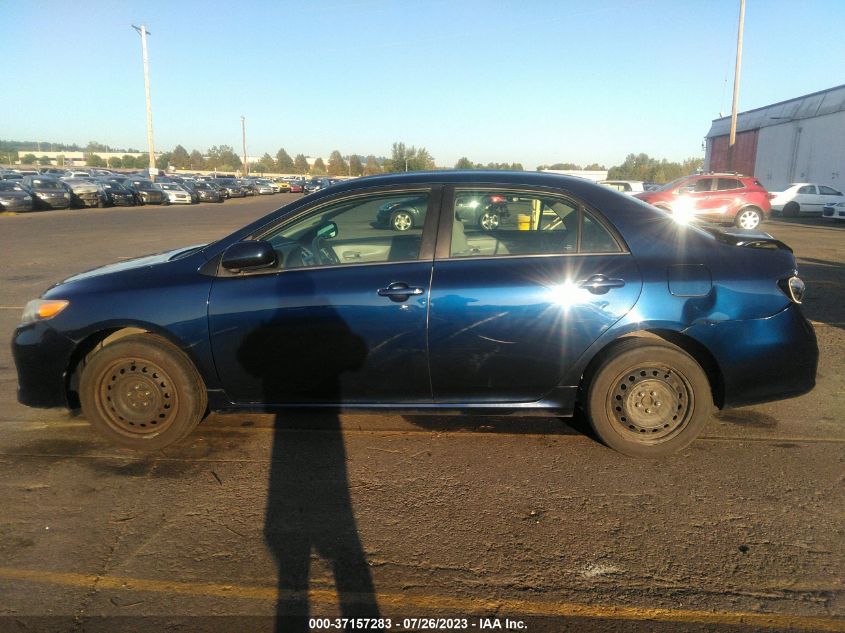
[21,299,69,324]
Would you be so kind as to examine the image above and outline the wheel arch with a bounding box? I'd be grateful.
[64,323,204,409]
[578,329,725,410]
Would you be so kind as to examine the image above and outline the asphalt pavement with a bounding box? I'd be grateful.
[0,195,842,632]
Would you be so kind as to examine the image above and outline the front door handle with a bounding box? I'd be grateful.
[378,282,424,302]
[578,274,626,295]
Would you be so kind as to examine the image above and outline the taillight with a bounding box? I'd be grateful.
[767,193,776,199]
[778,275,805,304]
[488,195,505,203]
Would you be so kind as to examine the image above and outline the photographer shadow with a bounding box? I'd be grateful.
[237,294,381,632]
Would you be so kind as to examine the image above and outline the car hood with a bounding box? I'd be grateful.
[57,244,207,285]
[0,191,30,198]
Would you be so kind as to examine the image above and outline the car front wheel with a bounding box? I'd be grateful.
[479,211,500,230]
[735,207,762,230]
[79,334,208,450]
[585,339,712,457]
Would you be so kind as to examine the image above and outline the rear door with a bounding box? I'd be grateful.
[795,184,819,212]
[427,186,642,403]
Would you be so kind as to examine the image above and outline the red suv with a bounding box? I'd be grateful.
[634,173,771,230]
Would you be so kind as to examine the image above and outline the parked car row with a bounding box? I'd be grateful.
[0,168,302,212]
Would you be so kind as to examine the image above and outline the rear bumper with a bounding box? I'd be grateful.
[685,303,818,408]
[12,322,77,409]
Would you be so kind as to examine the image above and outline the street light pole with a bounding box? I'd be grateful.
[727,0,746,172]
[241,116,248,177]
[132,24,156,181]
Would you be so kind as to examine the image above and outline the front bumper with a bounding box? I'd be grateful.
[0,199,34,211]
[823,205,844,219]
[12,322,77,408]
[685,303,818,408]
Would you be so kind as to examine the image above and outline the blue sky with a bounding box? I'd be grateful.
[2,0,842,168]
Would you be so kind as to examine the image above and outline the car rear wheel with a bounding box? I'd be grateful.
[783,202,800,217]
[735,207,762,230]
[79,334,207,450]
[391,210,414,231]
[585,339,712,457]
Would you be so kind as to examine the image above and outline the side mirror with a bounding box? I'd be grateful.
[316,222,338,240]
[221,240,277,272]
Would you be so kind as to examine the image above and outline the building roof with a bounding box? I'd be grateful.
[706,84,845,138]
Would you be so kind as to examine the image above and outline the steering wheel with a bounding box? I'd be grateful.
[311,235,340,265]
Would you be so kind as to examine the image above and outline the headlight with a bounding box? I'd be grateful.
[21,299,69,324]
[836,202,845,208]
[778,275,805,304]
[24,195,32,201]
[63,193,70,199]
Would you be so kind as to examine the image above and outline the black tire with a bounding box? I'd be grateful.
[783,202,800,217]
[585,338,712,457]
[390,210,414,231]
[734,206,762,230]
[79,334,207,450]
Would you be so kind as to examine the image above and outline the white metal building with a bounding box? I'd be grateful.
[704,84,845,192]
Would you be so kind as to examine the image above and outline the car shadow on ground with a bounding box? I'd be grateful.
[792,256,845,330]
[768,215,845,230]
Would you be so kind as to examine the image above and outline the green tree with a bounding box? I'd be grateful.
[86,141,108,153]
[293,154,309,174]
[206,145,242,171]
[86,154,106,167]
[37,155,52,166]
[156,152,172,170]
[510,163,524,171]
[583,163,606,171]
[454,157,475,169]
[256,153,275,173]
[363,155,381,176]
[606,153,701,183]
[188,150,205,170]
[170,144,190,169]
[108,156,123,169]
[327,150,347,176]
[121,155,136,168]
[21,153,37,165]
[275,148,295,173]
[311,157,327,175]
[55,154,65,167]
[348,154,364,177]
[384,142,435,172]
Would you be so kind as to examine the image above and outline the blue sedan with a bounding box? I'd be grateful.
[11,171,818,456]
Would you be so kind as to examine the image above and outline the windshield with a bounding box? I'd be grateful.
[657,176,690,191]
[0,181,24,191]
[31,179,64,189]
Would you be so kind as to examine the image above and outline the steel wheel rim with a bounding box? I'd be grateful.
[95,357,178,437]
[480,212,499,230]
[393,212,412,231]
[738,210,759,229]
[606,364,694,444]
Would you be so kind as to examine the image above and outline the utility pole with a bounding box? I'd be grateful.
[727,0,746,172]
[241,116,248,177]
[132,24,157,181]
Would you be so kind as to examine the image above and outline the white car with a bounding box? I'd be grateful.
[598,180,645,195]
[157,183,192,204]
[769,183,844,216]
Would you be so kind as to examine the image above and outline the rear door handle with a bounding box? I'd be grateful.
[378,282,424,302]
[578,274,626,294]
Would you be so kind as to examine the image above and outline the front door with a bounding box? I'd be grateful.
[427,187,642,403]
[208,187,438,405]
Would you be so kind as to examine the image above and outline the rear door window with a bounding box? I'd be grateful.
[717,178,742,190]
[447,189,621,258]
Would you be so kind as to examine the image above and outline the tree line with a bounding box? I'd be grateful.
[4,138,705,183]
